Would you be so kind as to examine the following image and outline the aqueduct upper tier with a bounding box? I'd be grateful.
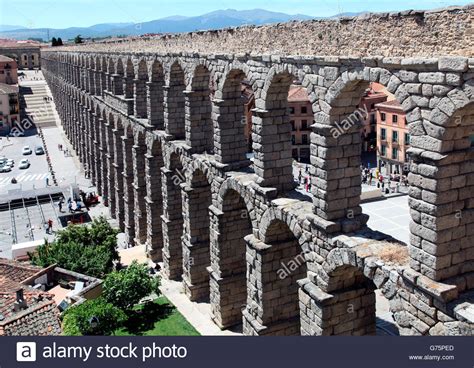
[40,6,474,336]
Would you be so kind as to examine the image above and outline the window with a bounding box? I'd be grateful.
[23,55,27,60]
[470,134,474,147]
[392,115,398,123]
[370,103,375,110]
[392,131,398,143]
[291,135,296,145]
[302,134,308,145]
[370,114,376,125]
[381,128,386,141]
[381,113,386,122]
[292,149,298,159]
[405,133,410,145]
[301,120,308,130]
[301,106,307,114]
[381,145,386,156]
[392,148,398,160]
[291,121,296,131]
[289,107,295,114]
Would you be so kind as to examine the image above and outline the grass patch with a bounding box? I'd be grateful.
[114,296,200,336]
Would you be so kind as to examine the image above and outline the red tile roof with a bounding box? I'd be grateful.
[0,258,61,336]
[288,85,309,102]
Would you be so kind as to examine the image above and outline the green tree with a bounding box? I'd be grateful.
[74,34,83,44]
[57,37,63,46]
[51,37,57,47]
[103,261,160,311]
[30,217,119,278]
[62,298,126,336]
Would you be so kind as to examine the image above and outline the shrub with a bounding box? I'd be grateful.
[102,261,160,311]
[30,217,119,278]
[62,298,126,336]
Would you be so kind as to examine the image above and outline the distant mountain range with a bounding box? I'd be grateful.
[0,9,365,41]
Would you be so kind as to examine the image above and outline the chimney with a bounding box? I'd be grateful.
[13,288,28,312]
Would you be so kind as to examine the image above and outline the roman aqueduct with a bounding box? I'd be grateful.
[41,6,473,335]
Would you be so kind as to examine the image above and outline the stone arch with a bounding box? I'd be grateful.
[254,68,301,192]
[132,128,148,244]
[166,60,186,139]
[134,59,148,118]
[186,64,214,153]
[244,218,308,335]
[214,67,252,165]
[312,67,410,229]
[124,58,135,99]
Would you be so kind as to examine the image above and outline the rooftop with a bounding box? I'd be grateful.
[0,83,19,94]
[375,99,404,111]
[0,55,15,62]
[0,39,42,49]
[288,85,310,103]
[0,258,61,336]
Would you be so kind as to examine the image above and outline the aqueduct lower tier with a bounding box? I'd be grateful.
[41,46,474,336]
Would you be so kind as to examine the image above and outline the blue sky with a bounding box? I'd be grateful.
[1,0,472,29]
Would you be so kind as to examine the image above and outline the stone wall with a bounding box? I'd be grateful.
[55,5,473,57]
[40,45,474,336]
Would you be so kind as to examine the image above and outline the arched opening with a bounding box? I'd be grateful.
[107,58,115,92]
[182,168,212,301]
[162,152,185,280]
[255,71,297,192]
[188,65,213,153]
[323,264,377,335]
[210,188,252,328]
[149,61,165,129]
[215,69,251,165]
[244,219,307,335]
[166,62,186,139]
[133,130,148,245]
[135,59,148,118]
[124,59,135,99]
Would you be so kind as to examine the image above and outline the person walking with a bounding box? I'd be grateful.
[47,219,53,234]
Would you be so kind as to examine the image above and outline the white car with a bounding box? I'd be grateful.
[22,146,32,155]
[19,159,30,169]
[6,159,14,167]
[0,164,12,173]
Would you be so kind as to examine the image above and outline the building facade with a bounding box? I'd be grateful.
[288,86,312,162]
[358,87,388,153]
[0,56,18,84]
[0,83,19,135]
[0,40,41,70]
[376,100,410,175]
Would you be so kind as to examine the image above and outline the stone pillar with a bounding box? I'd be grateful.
[184,90,213,153]
[113,128,125,230]
[208,205,248,329]
[86,110,95,181]
[164,85,185,139]
[133,140,147,245]
[252,108,296,192]
[122,136,136,245]
[147,82,164,129]
[112,74,124,95]
[134,79,147,118]
[298,279,376,336]
[145,140,163,262]
[311,122,367,232]
[93,113,102,195]
[99,119,109,204]
[124,75,134,99]
[161,168,184,280]
[105,123,116,219]
[182,183,212,301]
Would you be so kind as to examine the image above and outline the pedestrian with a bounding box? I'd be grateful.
[68,201,73,213]
[369,172,373,186]
[58,200,63,212]
[45,176,49,186]
[305,165,309,174]
[47,218,53,234]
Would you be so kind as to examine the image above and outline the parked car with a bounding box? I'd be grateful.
[22,146,32,155]
[19,158,30,169]
[35,146,45,155]
[6,159,14,167]
[0,157,6,165]
[0,164,12,173]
